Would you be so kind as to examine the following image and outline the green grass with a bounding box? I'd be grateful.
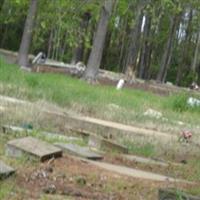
[0,55,200,157]
[0,181,15,200]
[125,140,156,157]
[0,56,199,119]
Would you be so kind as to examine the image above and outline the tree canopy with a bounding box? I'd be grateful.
[1,0,200,85]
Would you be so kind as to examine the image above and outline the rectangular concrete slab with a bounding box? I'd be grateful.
[0,160,15,179]
[6,137,62,162]
[55,143,103,160]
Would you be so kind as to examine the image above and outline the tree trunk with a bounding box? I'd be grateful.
[191,30,200,72]
[124,7,143,75]
[119,14,129,71]
[138,15,151,79]
[71,12,91,64]
[18,0,38,67]
[0,24,8,48]
[83,0,115,83]
[197,64,200,85]
[60,33,68,60]
[101,30,112,69]
[176,9,193,85]
[0,0,5,12]
[156,14,180,83]
[47,28,53,58]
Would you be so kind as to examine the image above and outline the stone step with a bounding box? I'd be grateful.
[55,143,103,160]
[0,160,15,179]
[6,137,62,162]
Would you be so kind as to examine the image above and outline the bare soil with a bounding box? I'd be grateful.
[6,154,196,200]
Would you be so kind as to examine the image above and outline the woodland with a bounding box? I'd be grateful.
[1,0,200,85]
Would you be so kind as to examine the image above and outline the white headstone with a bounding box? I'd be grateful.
[116,79,125,90]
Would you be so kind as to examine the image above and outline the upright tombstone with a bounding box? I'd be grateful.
[0,160,15,179]
[6,137,62,161]
[116,79,125,90]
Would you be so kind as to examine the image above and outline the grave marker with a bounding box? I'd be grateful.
[0,160,15,179]
[6,137,62,161]
[55,143,103,160]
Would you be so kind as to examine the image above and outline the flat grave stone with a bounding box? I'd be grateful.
[0,160,15,179]
[6,137,62,162]
[159,189,200,200]
[55,143,103,160]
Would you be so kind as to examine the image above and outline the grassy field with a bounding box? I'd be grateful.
[1,56,200,199]
[0,56,199,134]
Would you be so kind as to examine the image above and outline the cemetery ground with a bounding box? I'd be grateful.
[0,56,200,199]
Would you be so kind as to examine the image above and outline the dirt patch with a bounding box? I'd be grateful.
[12,155,196,200]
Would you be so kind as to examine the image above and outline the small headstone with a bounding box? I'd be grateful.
[116,79,125,90]
[0,160,15,179]
[55,143,103,160]
[88,134,128,154]
[6,137,62,162]
[159,189,200,200]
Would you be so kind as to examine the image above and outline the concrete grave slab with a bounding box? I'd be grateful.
[0,160,15,179]
[6,137,62,161]
[80,158,191,183]
[55,143,103,160]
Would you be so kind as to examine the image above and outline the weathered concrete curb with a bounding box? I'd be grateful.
[77,157,191,184]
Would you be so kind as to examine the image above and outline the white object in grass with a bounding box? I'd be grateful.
[187,97,200,107]
[116,79,125,90]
